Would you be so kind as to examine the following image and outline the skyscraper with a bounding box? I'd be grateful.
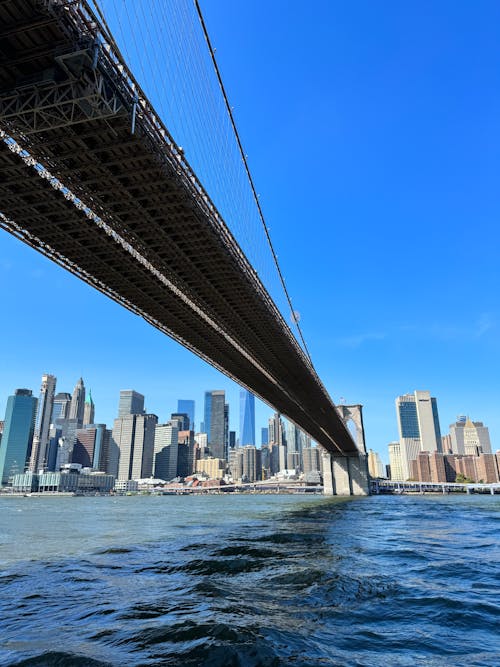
[113,412,158,480]
[239,390,255,446]
[154,421,179,480]
[69,378,86,424]
[83,389,95,426]
[118,390,144,417]
[177,400,195,431]
[261,427,269,446]
[0,389,38,485]
[396,391,442,452]
[204,390,226,459]
[30,373,56,472]
[51,392,71,423]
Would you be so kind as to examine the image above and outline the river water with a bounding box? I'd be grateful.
[0,493,499,666]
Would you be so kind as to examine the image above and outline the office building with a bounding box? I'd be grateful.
[388,441,404,481]
[367,449,385,478]
[224,402,229,459]
[118,390,144,417]
[284,420,300,470]
[204,390,226,459]
[396,391,442,452]
[83,389,95,426]
[0,389,38,485]
[51,392,71,423]
[196,457,226,479]
[68,377,86,424]
[177,430,195,477]
[73,424,108,470]
[30,373,56,472]
[154,421,179,480]
[261,427,268,446]
[303,446,321,475]
[177,400,195,431]
[229,430,236,449]
[113,412,158,480]
[448,418,492,455]
[239,389,255,446]
[170,412,190,431]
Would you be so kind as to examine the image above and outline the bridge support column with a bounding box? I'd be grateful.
[322,451,369,496]
[348,454,370,496]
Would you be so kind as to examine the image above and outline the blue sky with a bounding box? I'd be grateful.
[1,0,499,462]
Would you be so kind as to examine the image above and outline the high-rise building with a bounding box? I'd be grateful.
[0,389,38,485]
[177,430,195,477]
[239,390,255,446]
[72,424,108,469]
[51,392,71,423]
[388,441,404,481]
[154,421,179,480]
[367,449,385,478]
[229,430,236,449]
[463,418,491,456]
[224,402,229,460]
[303,446,321,475]
[396,391,442,452]
[204,390,226,459]
[268,413,284,446]
[68,378,86,424]
[30,373,56,472]
[284,420,300,470]
[83,389,95,426]
[261,427,269,446]
[177,400,195,431]
[170,413,190,431]
[118,390,144,417]
[113,412,158,480]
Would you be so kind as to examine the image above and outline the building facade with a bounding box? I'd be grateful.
[0,389,38,485]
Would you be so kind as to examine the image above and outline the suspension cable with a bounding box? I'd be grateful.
[193,0,315,368]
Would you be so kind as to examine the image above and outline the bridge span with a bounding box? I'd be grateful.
[0,0,368,492]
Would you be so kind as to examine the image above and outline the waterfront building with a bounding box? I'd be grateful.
[239,390,255,446]
[30,373,57,472]
[0,389,38,485]
[83,390,95,426]
[50,392,71,423]
[68,378,86,424]
[411,451,499,484]
[177,400,195,431]
[12,465,114,493]
[154,421,179,481]
[195,457,226,479]
[203,390,226,459]
[118,390,144,417]
[396,391,442,453]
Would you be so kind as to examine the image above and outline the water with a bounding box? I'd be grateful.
[0,494,499,667]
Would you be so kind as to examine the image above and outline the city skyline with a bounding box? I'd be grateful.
[1,0,499,462]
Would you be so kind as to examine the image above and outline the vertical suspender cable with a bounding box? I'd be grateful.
[193,0,315,369]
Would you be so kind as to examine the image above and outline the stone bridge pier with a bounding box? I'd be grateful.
[322,404,370,496]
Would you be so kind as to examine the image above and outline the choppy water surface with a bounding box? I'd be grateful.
[0,493,499,666]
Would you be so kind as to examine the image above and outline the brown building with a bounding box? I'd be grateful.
[412,452,500,484]
[475,453,499,483]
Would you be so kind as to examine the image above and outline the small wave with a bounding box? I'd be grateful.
[9,651,113,666]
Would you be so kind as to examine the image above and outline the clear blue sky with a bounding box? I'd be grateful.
[1,0,499,462]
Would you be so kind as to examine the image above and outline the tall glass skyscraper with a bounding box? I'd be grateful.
[177,400,195,431]
[69,378,85,424]
[239,390,255,446]
[0,389,38,485]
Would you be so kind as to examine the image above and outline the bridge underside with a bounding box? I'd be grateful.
[0,0,359,456]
